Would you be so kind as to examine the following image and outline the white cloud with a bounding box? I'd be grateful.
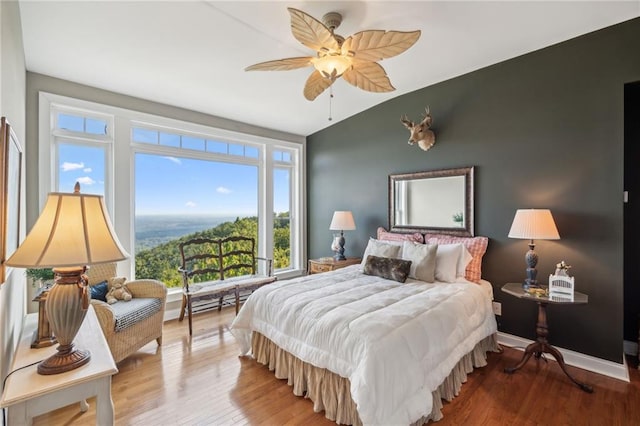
[216,186,231,194]
[164,156,181,165]
[61,162,85,172]
[83,167,92,173]
[76,176,96,185]
[185,201,196,208]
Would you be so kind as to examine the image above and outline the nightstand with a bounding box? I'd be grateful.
[501,282,592,393]
[307,257,361,275]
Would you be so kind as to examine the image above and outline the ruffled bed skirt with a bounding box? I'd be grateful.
[251,331,500,425]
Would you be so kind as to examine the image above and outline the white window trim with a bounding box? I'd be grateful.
[38,91,306,283]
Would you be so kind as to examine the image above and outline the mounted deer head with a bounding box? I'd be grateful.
[401,107,435,151]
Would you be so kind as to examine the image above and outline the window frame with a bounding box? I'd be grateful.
[43,103,115,212]
[38,92,306,287]
[272,149,297,272]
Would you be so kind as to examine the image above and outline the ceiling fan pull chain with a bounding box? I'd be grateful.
[328,85,333,121]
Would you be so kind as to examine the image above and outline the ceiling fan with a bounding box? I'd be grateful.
[245,8,421,101]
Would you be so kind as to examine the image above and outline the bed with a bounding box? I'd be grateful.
[231,235,498,425]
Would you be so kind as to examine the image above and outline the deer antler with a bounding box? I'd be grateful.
[420,107,432,128]
[400,115,414,129]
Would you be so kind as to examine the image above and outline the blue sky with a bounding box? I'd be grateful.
[58,143,106,195]
[135,153,260,216]
[58,146,290,217]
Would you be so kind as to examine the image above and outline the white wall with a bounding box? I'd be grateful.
[0,0,27,387]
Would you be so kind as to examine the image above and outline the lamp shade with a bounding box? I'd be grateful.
[508,209,560,240]
[6,190,129,268]
[329,211,356,231]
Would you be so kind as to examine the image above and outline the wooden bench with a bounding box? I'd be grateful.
[178,235,277,336]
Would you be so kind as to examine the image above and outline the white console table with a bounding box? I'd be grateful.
[1,305,118,425]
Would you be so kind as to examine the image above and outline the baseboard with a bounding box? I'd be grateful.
[164,307,181,322]
[623,339,638,356]
[497,332,630,383]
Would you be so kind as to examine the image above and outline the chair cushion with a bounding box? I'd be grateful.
[225,274,277,290]
[186,280,236,297]
[90,281,109,302]
[112,298,163,332]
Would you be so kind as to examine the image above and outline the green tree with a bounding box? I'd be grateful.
[135,216,290,289]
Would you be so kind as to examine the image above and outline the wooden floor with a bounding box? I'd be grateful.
[34,307,640,425]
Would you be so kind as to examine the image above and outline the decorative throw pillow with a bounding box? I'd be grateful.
[425,235,489,283]
[401,241,437,283]
[377,227,424,244]
[363,255,412,283]
[90,280,109,302]
[434,244,464,283]
[360,238,402,268]
[436,243,474,278]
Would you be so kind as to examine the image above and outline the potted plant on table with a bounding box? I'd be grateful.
[26,268,55,289]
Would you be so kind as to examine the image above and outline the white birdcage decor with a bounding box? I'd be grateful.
[548,273,575,301]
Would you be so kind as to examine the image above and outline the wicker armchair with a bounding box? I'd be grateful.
[86,263,167,363]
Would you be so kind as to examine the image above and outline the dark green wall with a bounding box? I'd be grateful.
[307,18,640,363]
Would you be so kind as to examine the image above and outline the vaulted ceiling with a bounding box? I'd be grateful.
[19,1,639,136]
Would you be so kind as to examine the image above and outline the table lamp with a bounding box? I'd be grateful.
[329,211,356,261]
[508,209,560,289]
[6,183,128,375]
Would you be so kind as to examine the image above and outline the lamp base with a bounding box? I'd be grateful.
[522,279,540,290]
[333,231,346,261]
[37,343,91,375]
[522,243,539,290]
[40,266,91,375]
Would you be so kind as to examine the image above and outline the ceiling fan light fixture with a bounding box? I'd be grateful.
[244,8,420,101]
[312,55,353,79]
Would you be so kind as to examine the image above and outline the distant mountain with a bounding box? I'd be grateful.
[135,214,235,252]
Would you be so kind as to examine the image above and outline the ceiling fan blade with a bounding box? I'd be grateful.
[245,57,313,71]
[288,7,340,53]
[342,61,395,93]
[342,30,421,62]
[303,70,333,101]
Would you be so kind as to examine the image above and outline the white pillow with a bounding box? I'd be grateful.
[434,244,463,283]
[361,238,402,268]
[434,243,474,282]
[401,241,437,283]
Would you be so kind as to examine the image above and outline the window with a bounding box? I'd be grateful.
[50,107,113,207]
[134,152,258,288]
[40,92,305,288]
[273,149,294,271]
[57,143,106,195]
[132,127,260,159]
[57,112,108,135]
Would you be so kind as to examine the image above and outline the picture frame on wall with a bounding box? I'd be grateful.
[0,117,23,284]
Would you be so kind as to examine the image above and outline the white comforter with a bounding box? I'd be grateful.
[231,265,497,425]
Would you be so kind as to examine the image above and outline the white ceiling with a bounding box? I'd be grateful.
[19,1,639,136]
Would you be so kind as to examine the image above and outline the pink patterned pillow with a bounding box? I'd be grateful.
[424,234,489,283]
[377,227,424,244]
